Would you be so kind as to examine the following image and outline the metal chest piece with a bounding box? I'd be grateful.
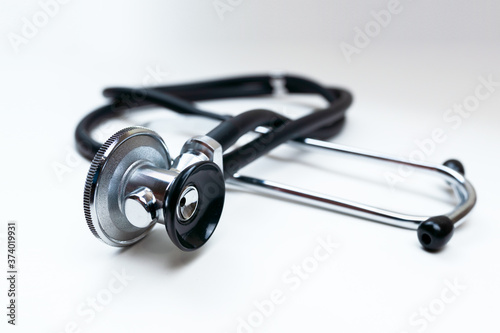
[83,127,225,251]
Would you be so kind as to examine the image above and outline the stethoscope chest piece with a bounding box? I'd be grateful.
[164,161,225,251]
[84,127,172,246]
[84,126,225,250]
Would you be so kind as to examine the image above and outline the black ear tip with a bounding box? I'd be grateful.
[443,159,465,176]
[417,216,454,251]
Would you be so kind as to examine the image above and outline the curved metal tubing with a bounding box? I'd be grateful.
[227,137,477,230]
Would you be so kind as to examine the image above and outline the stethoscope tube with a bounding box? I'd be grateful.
[75,74,351,162]
[221,88,351,176]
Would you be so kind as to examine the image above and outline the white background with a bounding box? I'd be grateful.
[1,0,499,332]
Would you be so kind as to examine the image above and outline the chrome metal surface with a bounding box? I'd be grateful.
[228,137,477,229]
[270,71,287,95]
[124,164,179,225]
[124,187,157,228]
[173,135,223,171]
[83,127,172,247]
[177,186,199,222]
[84,127,226,247]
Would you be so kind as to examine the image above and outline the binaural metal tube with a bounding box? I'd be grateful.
[227,137,477,230]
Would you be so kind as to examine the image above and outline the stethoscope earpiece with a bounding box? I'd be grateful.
[443,159,465,176]
[414,159,465,251]
[417,216,455,251]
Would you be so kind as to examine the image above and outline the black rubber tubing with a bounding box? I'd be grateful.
[221,88,352,176]
[75,74,353,172]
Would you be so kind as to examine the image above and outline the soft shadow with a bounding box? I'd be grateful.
[420,244,446,254]
[113,227,204,270]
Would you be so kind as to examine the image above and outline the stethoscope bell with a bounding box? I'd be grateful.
[163,161,225,250]
[83,127,225,250]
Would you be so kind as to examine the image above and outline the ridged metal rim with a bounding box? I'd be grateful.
[83,126,170,246]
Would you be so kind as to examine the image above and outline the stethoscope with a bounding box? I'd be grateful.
[76,74,477,252]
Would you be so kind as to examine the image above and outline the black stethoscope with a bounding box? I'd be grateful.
[76,74,476,252]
